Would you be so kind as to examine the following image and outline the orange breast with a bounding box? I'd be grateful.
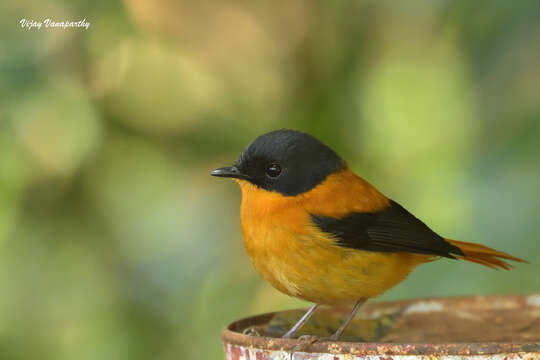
[237,169,429,305]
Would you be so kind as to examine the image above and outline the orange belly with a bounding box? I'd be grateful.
[242,221,427,305]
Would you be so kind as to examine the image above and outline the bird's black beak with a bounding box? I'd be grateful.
[210,166,250,180]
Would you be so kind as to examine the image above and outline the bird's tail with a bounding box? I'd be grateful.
[446,239,527,270]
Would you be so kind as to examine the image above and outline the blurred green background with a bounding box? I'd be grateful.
[1,1,540,359]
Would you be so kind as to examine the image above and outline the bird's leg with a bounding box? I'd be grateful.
[328,299,366,341]
[282,304,320,339]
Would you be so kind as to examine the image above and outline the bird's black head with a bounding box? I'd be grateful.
[211,129,346,196]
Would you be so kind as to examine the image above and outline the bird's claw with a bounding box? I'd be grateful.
[242,326,261,337]
[291,335,321,351]
[297,335,320,342]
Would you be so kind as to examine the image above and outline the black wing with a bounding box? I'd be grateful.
[311,200,463,258]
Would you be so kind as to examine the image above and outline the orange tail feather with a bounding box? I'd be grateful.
[446,239,527,270]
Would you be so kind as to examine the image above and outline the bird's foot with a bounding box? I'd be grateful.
[242,326,261,337]
[290,335,321,352]
[296,335,321,342]
[327,333,341,342]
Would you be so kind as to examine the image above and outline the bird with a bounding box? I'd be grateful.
[210,129,526,341]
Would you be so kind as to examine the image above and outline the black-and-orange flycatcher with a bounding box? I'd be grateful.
[211,129,526,341]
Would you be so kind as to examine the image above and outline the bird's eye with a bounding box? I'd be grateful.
[265,163,281,178]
